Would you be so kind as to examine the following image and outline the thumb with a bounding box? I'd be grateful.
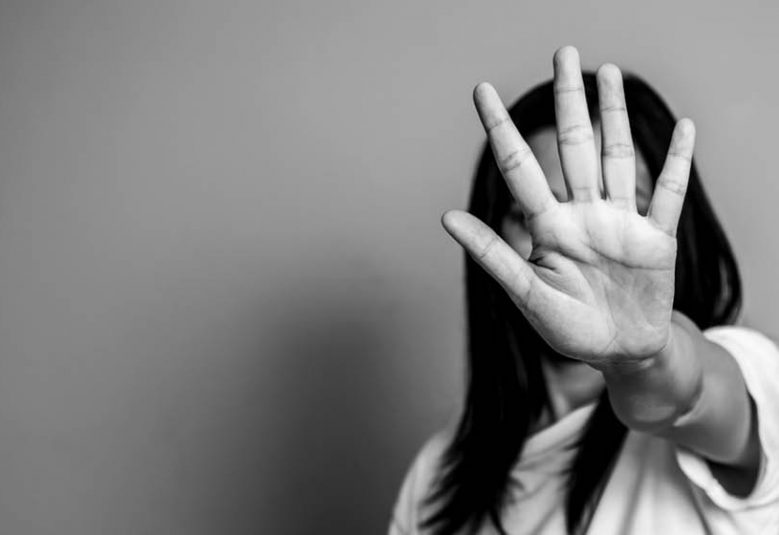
[441,209,536,305]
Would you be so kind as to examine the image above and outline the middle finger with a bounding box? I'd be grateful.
[553,46,600,202]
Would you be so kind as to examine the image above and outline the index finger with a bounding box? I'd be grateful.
[473,82,558,221]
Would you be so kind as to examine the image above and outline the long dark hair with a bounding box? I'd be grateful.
[421,72,742,534]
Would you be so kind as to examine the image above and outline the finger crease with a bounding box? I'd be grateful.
[554,85,585,95]
[601,105,628,113]
[486,115,512,133]
[499,149,532,173]
[658,175,687,196]
[603,143,635,158]
[570,186,599,201]
[476,235,498,262]
[667,150,692,163]
[558,124,594,146]
[523,199,555,226]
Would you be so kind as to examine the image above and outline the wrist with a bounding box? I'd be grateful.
[597,311,694,378]
[599,324,678,380]
[599,317,705,431]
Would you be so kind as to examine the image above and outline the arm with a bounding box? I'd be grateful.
[441,46,760,494]
[601,311,761,495]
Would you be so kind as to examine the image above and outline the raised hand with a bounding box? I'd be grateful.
[442,46,695,369]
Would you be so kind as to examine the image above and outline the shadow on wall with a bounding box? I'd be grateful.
[261,269,414,534]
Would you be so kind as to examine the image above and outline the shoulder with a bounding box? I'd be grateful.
[389,429,453,535]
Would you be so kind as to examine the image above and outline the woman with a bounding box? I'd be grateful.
[390,47,779,534]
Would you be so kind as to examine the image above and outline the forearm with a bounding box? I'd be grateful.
[599,311,757,467]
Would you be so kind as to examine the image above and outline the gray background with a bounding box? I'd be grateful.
[0,0,777,533]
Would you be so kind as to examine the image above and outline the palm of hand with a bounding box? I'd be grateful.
[443,47,695,367]
[520,201,676,364]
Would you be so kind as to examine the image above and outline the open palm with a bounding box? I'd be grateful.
[443,47,695,368]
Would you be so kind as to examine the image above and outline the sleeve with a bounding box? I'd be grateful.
[388,432,449,535]
[389,457,419,535]
[674,326,779,515]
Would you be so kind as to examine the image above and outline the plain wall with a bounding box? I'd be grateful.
[0,1,777,533]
